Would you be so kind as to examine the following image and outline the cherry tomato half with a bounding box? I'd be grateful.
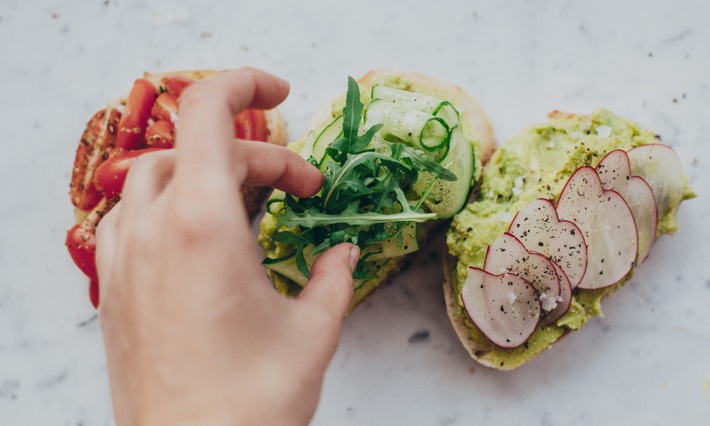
[89,280,99,309]
[65,224,98,283]
[146,120,176,149]
[115,79,159,151]
[93,148,164,199]
[151,93,178,123]
[234,109,268,141]
[161,75,192,97]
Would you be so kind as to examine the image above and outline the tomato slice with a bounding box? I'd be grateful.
[146,120,176,148]
[70,108,121,210]
[152,93,179,123]
[94,148,164,199]
[66,224,98,282]
[115,79,159,151]
[234,109,268,141]
[161,75,193,97]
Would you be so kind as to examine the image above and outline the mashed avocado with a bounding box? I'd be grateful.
[446,109,695,369]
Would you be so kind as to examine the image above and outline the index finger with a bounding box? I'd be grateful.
[174,68,290,185]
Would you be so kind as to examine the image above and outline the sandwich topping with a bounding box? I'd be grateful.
[260,76,476,298]
[66,72,273,308]
[447,110,693,367]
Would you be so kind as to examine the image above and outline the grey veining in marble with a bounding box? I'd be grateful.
[1,1,709,424]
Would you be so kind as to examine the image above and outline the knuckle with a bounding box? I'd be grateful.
[165,194,228,244]
[178,83,215,110]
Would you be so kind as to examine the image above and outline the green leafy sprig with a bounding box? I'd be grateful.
[267,76,455,280]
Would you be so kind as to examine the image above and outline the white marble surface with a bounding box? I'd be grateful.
[1,0,709,424]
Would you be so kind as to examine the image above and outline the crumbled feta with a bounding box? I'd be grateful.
[539,294,558,311]
[507,291,517,304]
[497,211,513,223]
[596,125,612,138]
[512,176,524,196]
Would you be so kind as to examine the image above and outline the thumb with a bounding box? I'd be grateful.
[297,243,359,321]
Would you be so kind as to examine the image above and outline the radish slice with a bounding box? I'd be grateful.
[596,150,658,262]
[556,167,638,289]
[540,263,572,326]
[484,233,561,312]
[509,198,587,289]
[461,267,541,348]
[627,144,685,220]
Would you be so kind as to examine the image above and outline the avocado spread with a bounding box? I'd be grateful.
[446,109,695,369]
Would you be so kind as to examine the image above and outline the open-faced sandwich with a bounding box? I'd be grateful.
[258,70,495,308]
[445,109,694,370]
[65,70,286,307]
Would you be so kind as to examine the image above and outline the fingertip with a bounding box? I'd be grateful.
[275,75,290,96]
[240,144,324,198]
[237,67,290,110]
[298,243,356,320]
[297,161,325,198]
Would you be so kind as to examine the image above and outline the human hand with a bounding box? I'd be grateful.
[96,68,359,425]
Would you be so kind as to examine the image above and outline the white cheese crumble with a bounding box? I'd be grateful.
[497,211,513,223]
[507,291,517,304]
[539,293,558,311]
[512,176,524,196]
[596,125,612,138]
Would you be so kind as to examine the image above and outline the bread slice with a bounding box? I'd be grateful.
[258,70,495,309]
[444,109,694,370]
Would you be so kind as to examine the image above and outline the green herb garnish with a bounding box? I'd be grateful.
[266,76,455,280]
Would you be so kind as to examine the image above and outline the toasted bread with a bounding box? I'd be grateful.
[444,110,693,370]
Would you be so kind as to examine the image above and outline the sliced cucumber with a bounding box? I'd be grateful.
[371,85,460,128]
[264,246,316,287]
[312,115,343,169]
[265,222,418,286]
[365,99,450,152]
[412,125,473,219]
[432,101,460,131]
[264,254,308,287]
[299,130,317,159]
[362,221,419,261]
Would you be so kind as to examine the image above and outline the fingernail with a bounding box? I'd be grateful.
[349,245,360,272]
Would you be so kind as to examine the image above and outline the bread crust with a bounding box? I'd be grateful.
[357,70,496,165]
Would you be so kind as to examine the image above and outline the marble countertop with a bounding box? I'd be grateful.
[1,0,709,424]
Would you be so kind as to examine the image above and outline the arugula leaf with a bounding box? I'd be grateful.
[280,208,436,229]
[342,76,364,149]
[400,145,457,181]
